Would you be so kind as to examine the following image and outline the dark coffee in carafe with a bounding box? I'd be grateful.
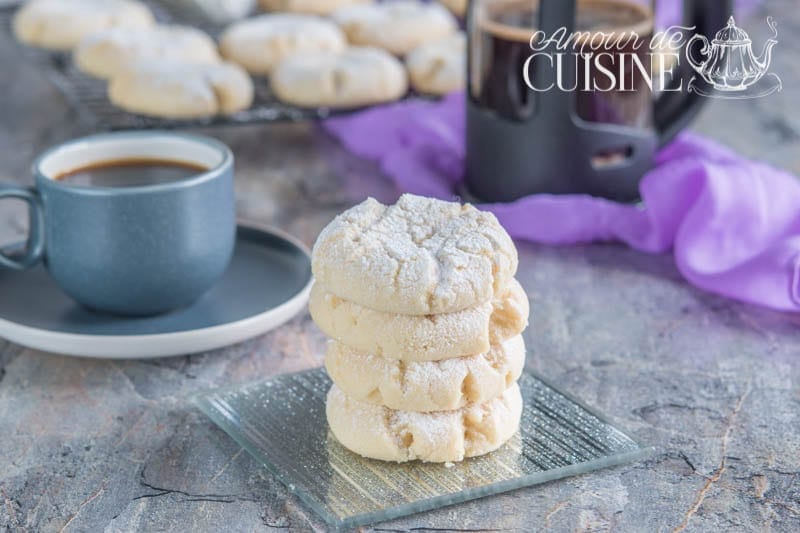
[470,0,655,127]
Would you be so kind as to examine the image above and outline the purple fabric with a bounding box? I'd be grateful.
[656,0,761,28]
[325,92,800,312]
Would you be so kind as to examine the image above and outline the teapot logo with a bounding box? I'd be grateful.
[686,16,782,99]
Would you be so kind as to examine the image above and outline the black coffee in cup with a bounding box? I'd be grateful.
[0,132,236,316]
[470,0,654,127]
[56,159,208,188]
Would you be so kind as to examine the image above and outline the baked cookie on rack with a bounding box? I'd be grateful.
[327,382,522,462]
[258,0,371,16]
[13,0,155,51]
[270,47,407,108]
[75,25,220,79]
[108,61,254,119]
[406,32,465,96]
[219,13,345,75]
[332,0,457,56]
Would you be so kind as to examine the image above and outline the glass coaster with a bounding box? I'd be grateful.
[195,368,652,529]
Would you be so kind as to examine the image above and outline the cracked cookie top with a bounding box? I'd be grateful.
[312,194,518,315]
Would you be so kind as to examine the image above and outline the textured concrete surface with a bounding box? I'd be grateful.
[1,1,799,531]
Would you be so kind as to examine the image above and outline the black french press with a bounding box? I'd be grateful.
[465,0,733,202]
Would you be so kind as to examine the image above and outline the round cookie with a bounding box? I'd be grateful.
[311,194,518,315]
[310,278,529,361]
[326,382,522,462]
[438,0,465,18]
[326,335,526,412]
[75,25,220,79]
[13,0,155,51]
[219,13,345,75]
[332,0,457,56]
[406,32,465,95]
[258,0,370,16]
[108,61,254,119]
[270,46,407,108]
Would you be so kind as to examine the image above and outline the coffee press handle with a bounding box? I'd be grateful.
[0,186,45,271]
[655,0,733,145]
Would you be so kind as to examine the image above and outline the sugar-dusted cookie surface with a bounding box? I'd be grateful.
[406,32,465,96]
[312,194,518,315]
[258,0,371,16]
[270,46,407,109]
[13,0,155,51]
[219,13,345,75]
[310,278,528,361]
[332,0,457,56]
[109,61,254,119]
[326,335,525,412]
[326,382,522,462]
[75,25,220,79]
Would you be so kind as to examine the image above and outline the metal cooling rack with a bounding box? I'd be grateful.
[0,1,370,130]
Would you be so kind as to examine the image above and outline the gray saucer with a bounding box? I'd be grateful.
[0,224,312,358]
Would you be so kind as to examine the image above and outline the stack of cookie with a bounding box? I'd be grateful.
[310,194,529,463]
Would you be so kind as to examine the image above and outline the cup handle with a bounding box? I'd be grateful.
[0,185,45,271]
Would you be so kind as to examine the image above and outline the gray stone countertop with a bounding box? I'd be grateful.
[1,1,799,531]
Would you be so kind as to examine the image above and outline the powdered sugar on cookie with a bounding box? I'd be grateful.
[75,25,220,79]
[312,194,518,315]
[108,61,254,118]
[13,0,155,51]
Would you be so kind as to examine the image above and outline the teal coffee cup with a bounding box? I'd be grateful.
[0,131,235,316]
